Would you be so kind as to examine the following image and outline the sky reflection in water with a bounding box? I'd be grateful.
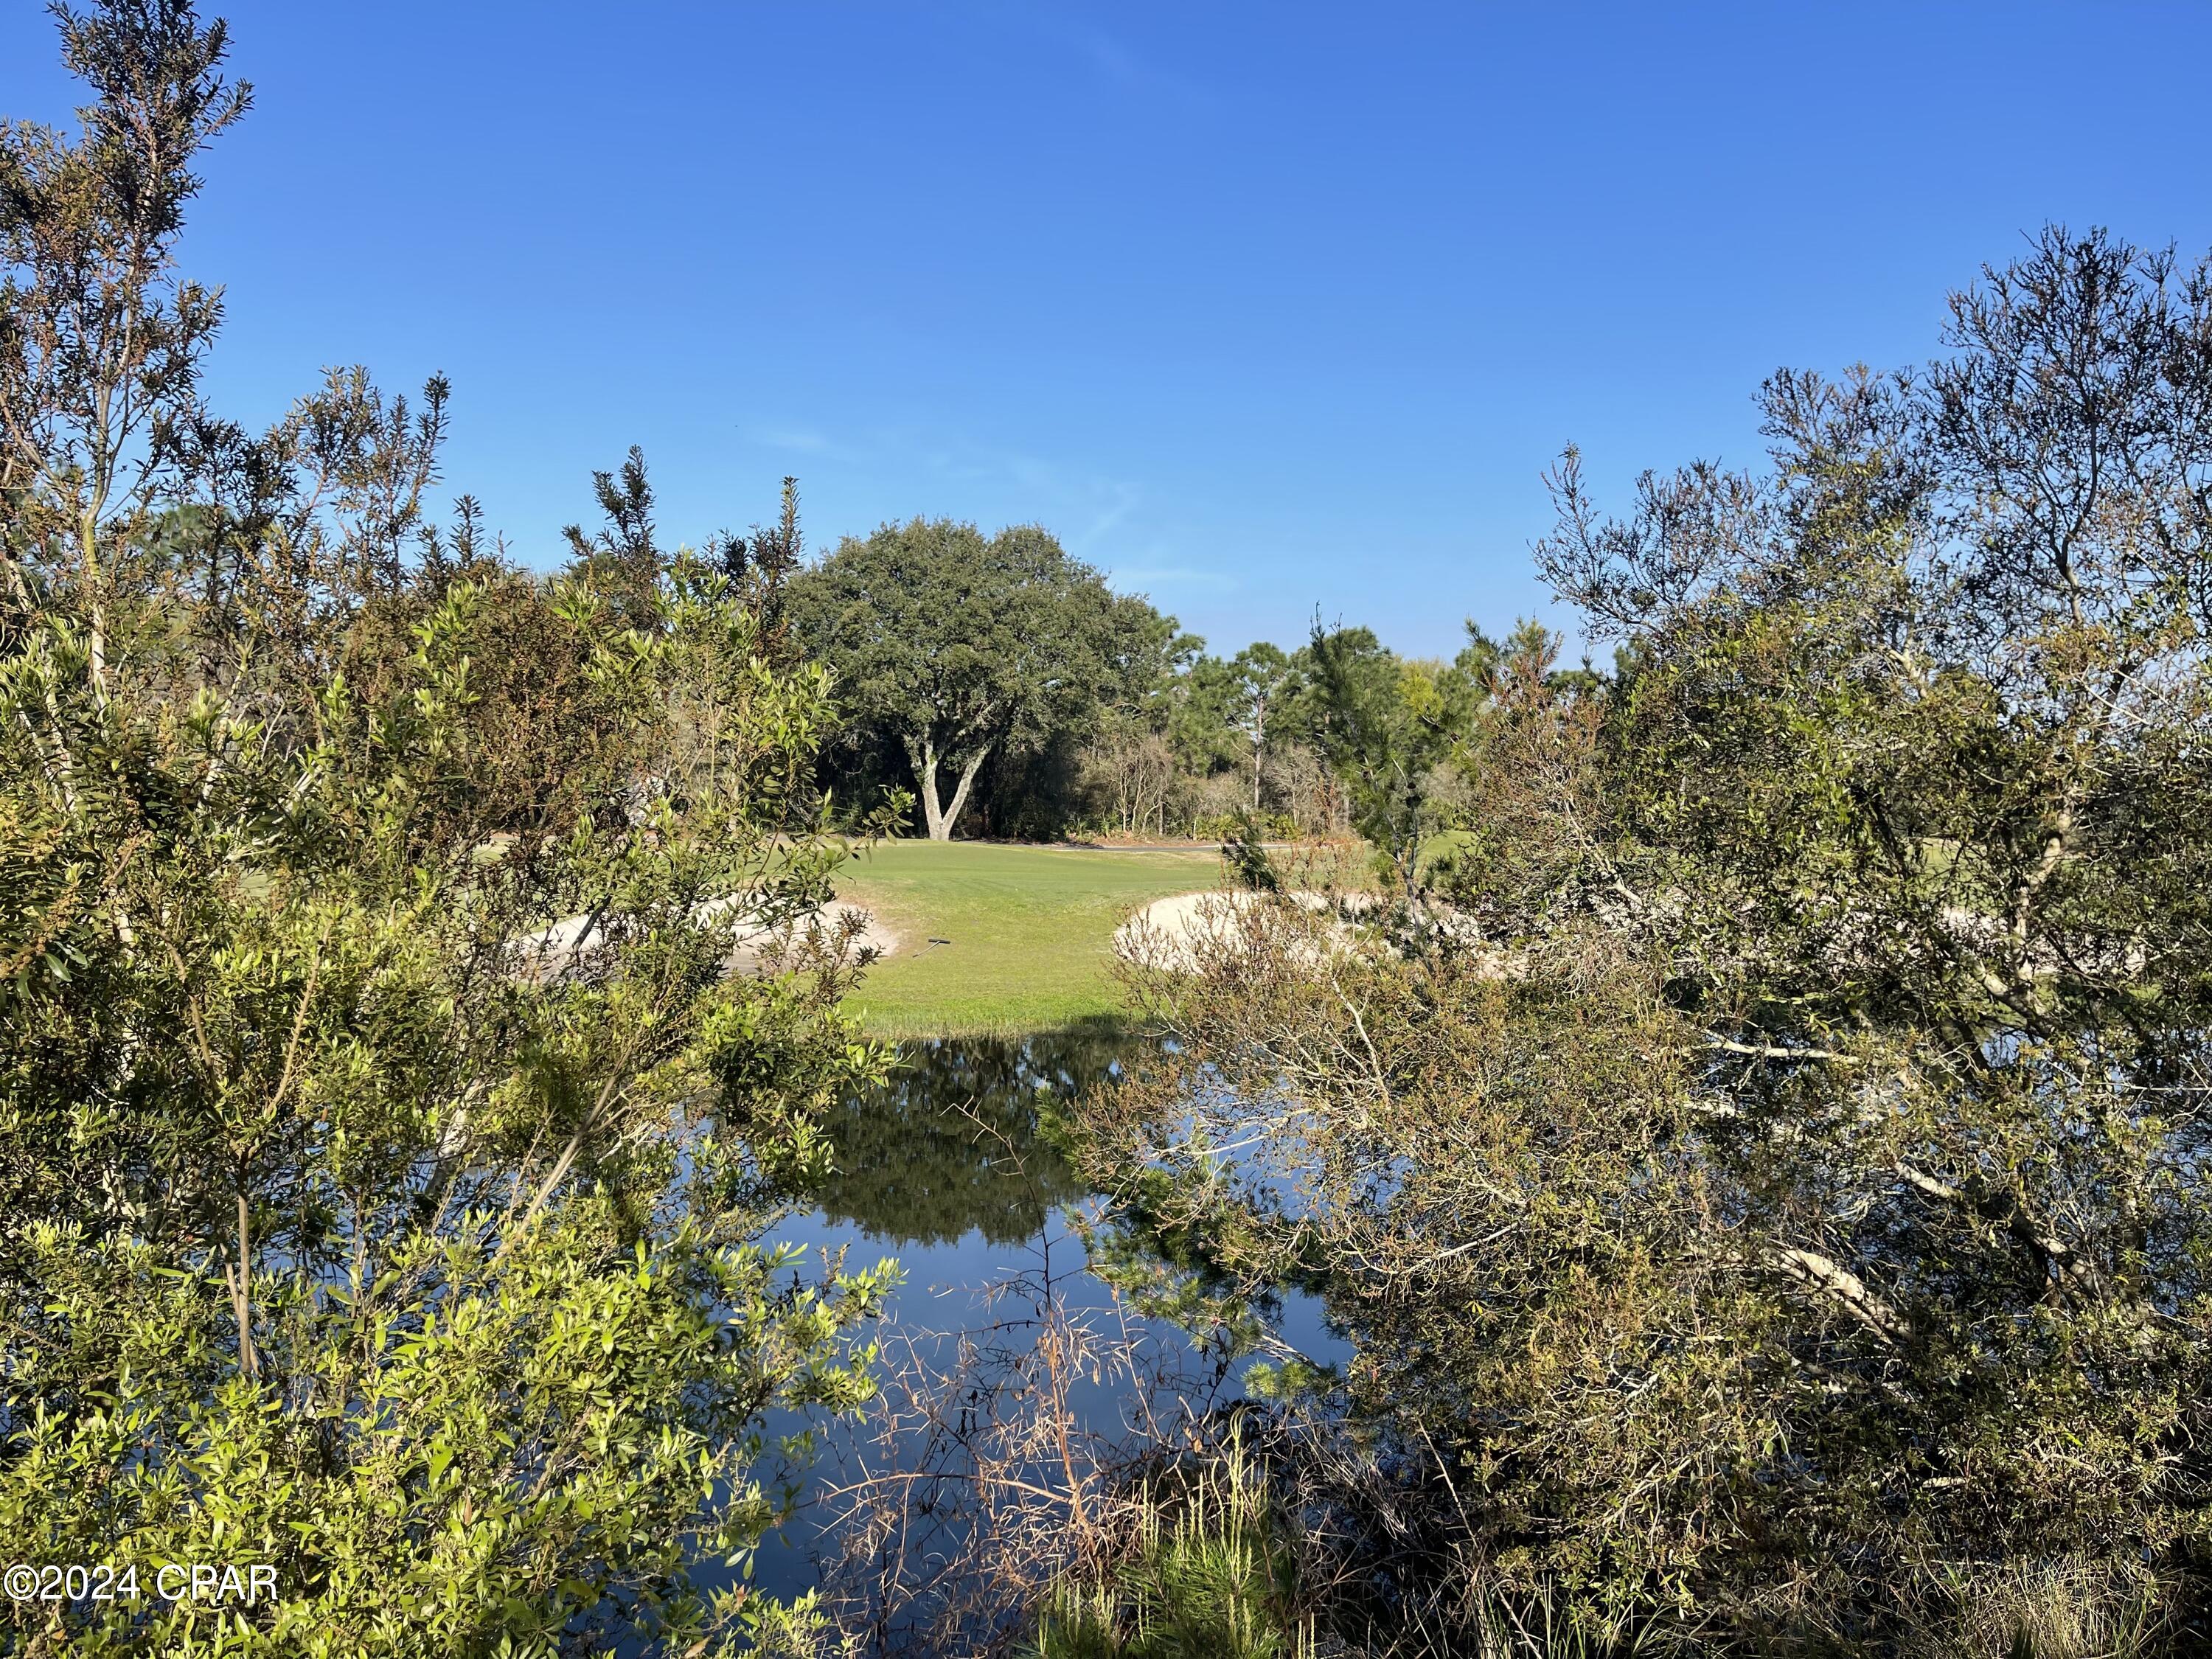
[742,1032,1346,1607]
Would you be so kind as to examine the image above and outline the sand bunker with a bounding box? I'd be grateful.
[1116,888,1506,977]
[723,904,900,974]
[516,899,898,979]
[1114,888,1350,973]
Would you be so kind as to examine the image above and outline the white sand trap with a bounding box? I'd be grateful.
[1114,889,1350,973]
[1117,888,1507,978]
[515,900,897,979]
[723,904,900,975]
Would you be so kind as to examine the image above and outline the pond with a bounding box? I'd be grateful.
[740,1033,1346,1641]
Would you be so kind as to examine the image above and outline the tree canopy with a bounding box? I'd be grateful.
[788,518,1183,839]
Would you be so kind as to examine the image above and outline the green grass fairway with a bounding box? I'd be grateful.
[830,841,1224,1037]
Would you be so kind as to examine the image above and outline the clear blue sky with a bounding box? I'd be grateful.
[7,1,2208,659]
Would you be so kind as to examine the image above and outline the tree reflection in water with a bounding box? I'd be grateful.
[807,1031,1128,1246]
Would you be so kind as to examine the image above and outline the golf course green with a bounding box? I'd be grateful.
[829,840,1224,1037]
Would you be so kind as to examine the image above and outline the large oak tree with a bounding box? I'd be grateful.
[790,517,1174,839]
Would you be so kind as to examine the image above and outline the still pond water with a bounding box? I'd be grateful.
[743,1033,1346,1613]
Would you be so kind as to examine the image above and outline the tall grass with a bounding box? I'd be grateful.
[1021,1442,2198,1659]
[1023,1435,1315,1659]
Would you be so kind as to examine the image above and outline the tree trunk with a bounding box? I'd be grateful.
[917,742,945,840]
[229,1183,257,1380]
[1251,697,1268,812]
[939,748,987,839]
[912,736,990,841]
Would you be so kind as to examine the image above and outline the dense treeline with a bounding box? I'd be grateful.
[790,523,1590,849]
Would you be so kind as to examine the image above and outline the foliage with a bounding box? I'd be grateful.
[1050,619,1593,857]
[1,6,891,1652]
[1077,644,1295,841]
[783,506,1582,855]
[1079,229,2212,1650]
[1291,617,1594,891]
[1217,644,1295,815]
[788,518,1186,840]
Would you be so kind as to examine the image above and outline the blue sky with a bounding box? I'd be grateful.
[7,1,2209,659]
